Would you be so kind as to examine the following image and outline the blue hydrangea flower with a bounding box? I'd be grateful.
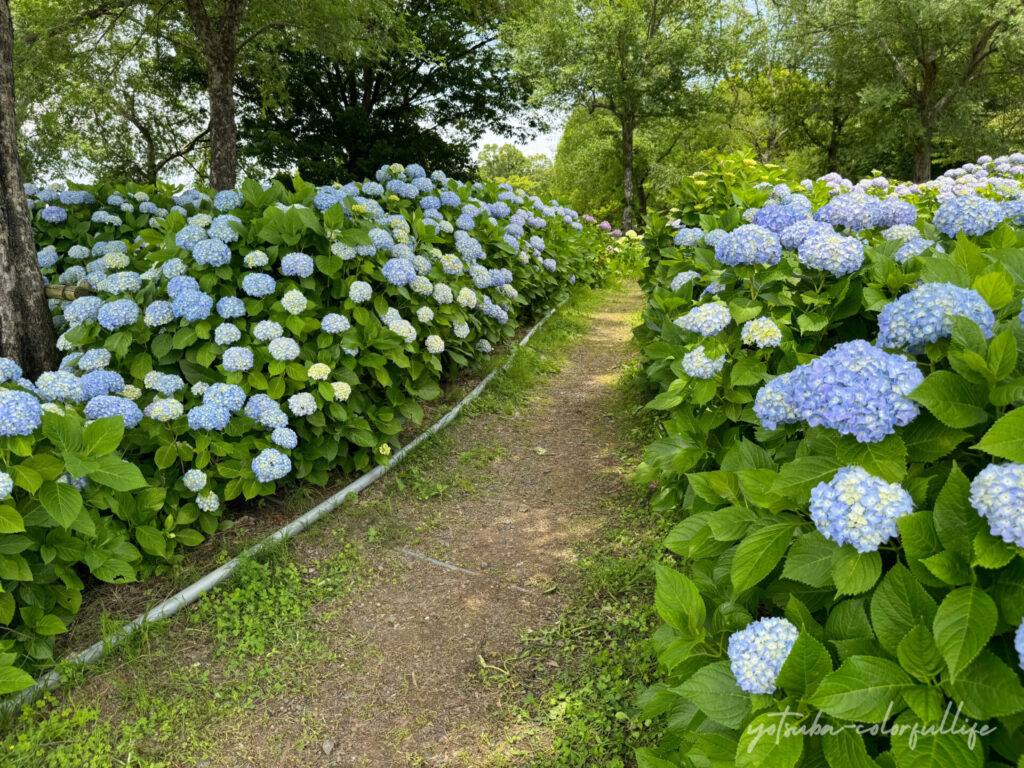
[321,313,350,334]
[271,427,298,449]
[196,491,220,512]
[76,348,110,372]
[0,390,42,435]
[172,289,214,322]
[244,250,269,268]
[813,193,881,231]
[287,392,317,416]
[268,337,300,361]
[97,299,139,330]
[797,233,864,277]
[810,465,913,552]
[175,225,207,251]
[193,238,232,267]
[183,469,206,492]
[214,323,242,346]
[673,227,703,247]
[675,303,732,336]
[742,317,782,348]
[222,346,254,372]
[80,370,124,399]
[728,617,799,694]
[216,297,245,319]
[877,283,995,351]
[754,340,922,442]
[670,271,700,291]
[167,275,200,298]
[281,252,314,278]
[0,471,12,499]
[41,205,67,224]
[203,383,246,412]
[242,272,276,298]
[99,271,142,294]
[144,300,174,327]
[1015,621,1024,672]
[876,197,918,228]
[144,398,184,422]
[162,258,187,278]
[252,448,292,483]
[213,190,243,211]
[894,238,936,265]
[349,281,372,303]
[382,257,416,287]
[187,403,231,431]
[970,463,1024,548]
[145,371,185,396]
[425,335,445,354]
[84,395,142,428]
[681,345,725,379]
[752,203,808,234]
[932,195,1003,237]
[65,296,103,326]
[0,358,22,384]
[37,245,59,268]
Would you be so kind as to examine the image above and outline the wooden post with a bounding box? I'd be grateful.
[44,281,96,301]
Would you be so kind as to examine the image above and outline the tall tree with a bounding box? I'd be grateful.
[237,0,534,185]
[0,0,57,376]
[510,0,725,230]
[786,0,1024,182]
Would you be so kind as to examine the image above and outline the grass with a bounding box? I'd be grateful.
[1,280,627,765]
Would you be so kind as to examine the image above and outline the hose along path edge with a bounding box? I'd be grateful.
[3,295,570,714]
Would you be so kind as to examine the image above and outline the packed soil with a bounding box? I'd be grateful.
[59,283,645,767]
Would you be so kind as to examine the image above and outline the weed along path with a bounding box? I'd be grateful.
[4,282,653,767]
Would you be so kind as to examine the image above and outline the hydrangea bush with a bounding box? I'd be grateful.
[0,165,615,691]
[635,152,1024,766]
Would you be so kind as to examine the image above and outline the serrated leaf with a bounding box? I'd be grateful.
[782,531,835,588]
[38,481,83,528]
[932,586,997,680]
[973,408,1024,462]
[831,548,881,596]
[776,633,833,699]
[910,371,989,428]
[731,523,795,594]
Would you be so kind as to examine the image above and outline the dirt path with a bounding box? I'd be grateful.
[212,284,645,767]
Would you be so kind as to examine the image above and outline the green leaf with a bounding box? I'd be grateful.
[932,586,997,680]
[932,464,980,556]
[987,328,1018,380]
[771,457,839,505]
[810,656,914,722]
[831,548,881,596]
[731,523,795,594]
[675,660,750,729]
[897,624,944,682]
[654,564,705,637]
[821,728,879,768]
[41,411,83,454]
[32,614,67,636]
[909,371,989,429]
[9,464,42,494]
[735,712,803,767]
[776,633,832,698]
[781,531,835,588]
[870,564,938,654]
[972,270,1015,310]
[0,505,25,533]
[889,710,984,768]
[38,481,83,528]
[134,526,167,558]
[973,408,1024,462]
[0,665,35,695]
[83,416,124,456]
[945,650,1024,719]
[88,454,147,491]
[900,415,969,464]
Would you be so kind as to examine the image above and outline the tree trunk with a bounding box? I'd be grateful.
[0,0,58,377]
[637,175,648,229]
[183,0,246,190]
[207,62,238,190]
[912,133,932,183]
[620,117,635,232]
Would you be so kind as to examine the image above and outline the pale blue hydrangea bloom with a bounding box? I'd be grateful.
[97,299,139,330]
[144,398,184,422]
[193,238,231,267]
[670,271,700,291]
[933,195,1003,237]
[252,448,292,483]
[753,340,922,442]
[196,491,219,512]
[813,192,880,231]
[728,617,798,694]
[321,313,350,334]
[741,317,782,348]
[673,227,703,247]
[349,281,372,303]
[84,395,142,428]
[281,289,308,315]
[271,427,298,449]
[433,284,454,304]
[425,335,445,354]
[268,338,300,361]
[675,303,732,336]
[681,345,725,379]
[0,471,12,499]
[203,383,246,412]
[797,233,864,277]
[166,275,199,298]
[810,465,913,552]
[253,320,283,341]
[172,290,214,322]
[417,307,434,323]
[183,469,207,492]
[0,389,43,435]
[222,347,253,372]
[80,370,124,399]
[287,392,317,416]
[281,252,314,278]
[970,463,1024,548]
[242,273,276,298]
[187,403,231,431]
[78,348,111,372]
[877,283,994,351]
[0,358,21,383]
[894,237,937,265]
[216,297,246,319]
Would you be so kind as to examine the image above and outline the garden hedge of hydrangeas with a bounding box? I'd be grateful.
[633,151,1024,767]
[0,165,614,693]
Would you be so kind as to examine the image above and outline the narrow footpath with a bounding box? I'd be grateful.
[6,283,647,768]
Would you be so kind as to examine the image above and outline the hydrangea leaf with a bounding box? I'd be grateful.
[932,586,997,680]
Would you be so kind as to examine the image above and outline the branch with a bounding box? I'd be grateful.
[154,125,211,174]
[236,21,292,54]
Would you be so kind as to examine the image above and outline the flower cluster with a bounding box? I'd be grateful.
[754,340,922,442]
[714,224,782,267]
[675,303,732,337]
[877,282,995,350]
[809,465,913,552]
[681,345,725,379]
[741,317,782,348]
[969,463,1024,548]
[932,195,1004,237]
[727,617,798,694]
[797,233,864,277]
